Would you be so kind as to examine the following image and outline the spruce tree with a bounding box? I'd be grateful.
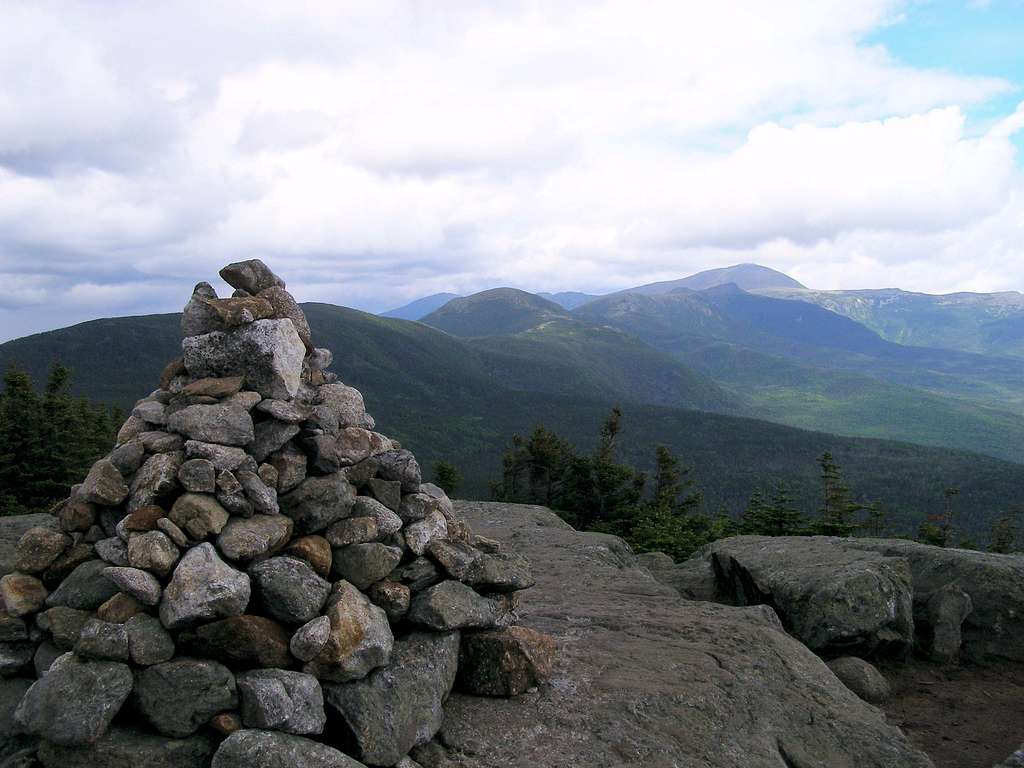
[816,452,862,536]
[432,461,463,496]
[989,509,1021,554]
[0,367,43,516]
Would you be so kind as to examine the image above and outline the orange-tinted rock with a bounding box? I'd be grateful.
[456,626,556,697]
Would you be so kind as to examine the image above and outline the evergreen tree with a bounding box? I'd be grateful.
[816,452,862,536]
[432,461,462,496]
[988,509,1021,554]
[741,482,804,536]
[861,501,888,538]
[0,366,43,515]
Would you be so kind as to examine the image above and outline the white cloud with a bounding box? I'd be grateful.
[0,0,1022,338]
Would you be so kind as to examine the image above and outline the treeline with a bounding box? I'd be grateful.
[489,408,1022,560]
[0,365,121,516]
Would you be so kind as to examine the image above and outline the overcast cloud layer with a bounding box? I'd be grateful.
[2,0,1024,340]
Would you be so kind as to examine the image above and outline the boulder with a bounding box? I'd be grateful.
[249,556,331,625]
[322,631,459,766]
[38,727,214,768]
[15,527,71,574]
[177,615,293,669]
[290,616,332,662]
[133,399,168,426]
[79,459,129,507]
[283,535,332,578]
[103,566,162,606]
[95,537,129,567]
[464,551,535,593]
[237,669,325,734]
[307,428,390,473]
[250,420,300,463]
[138,430,185,453]
[374,450,421,493]
[40,606,91,649]
[211,730,364,768]
[180,376,245,398]
[257,398,312,423]
[392,557,444,593]
[182,282,227,337]
[108,439,145,476]
[126,613,176,666]
[236,469,279,515]
[170,493,230,540]
[366,479,401,512]
[0,514,60,577]
[826,656,891,705]
[127,531,179,579]
[366,580,411,623]
[15,653,133,746]
[182,319,306,400]
[0,573,47,616]
[924,583,973,663]
[303,581,393,683]
[167,404,254,447]
[58,499,97,533]
[134,658,238,737]
[457,626,555,697]
[709,536,915,658]
[178,458,216,493]
[216,470,254,517]
[408,580,504,631]
[75,618,130,661]
[159,543,251,630]
[128,452,183,512]
[268,444,307,493]
[332,543,403,591]
[398,493,438,524]
[404,512,448,557]
[200,295,275,326]
[157,517,189,547]
[219,259,285,295]
[326,517,379,547]
[217,515,293,562]
[45,560,119,611]
[259,286,312,348]
[353,497,402,538]
[184,440,250,472]
[280,472,356,534]
[312,383,372,432]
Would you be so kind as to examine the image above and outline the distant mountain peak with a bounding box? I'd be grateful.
[625,263,805,295]
[381,292,462,321]
[421,288,569,337]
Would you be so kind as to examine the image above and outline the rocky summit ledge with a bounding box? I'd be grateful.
[422,502,932,768]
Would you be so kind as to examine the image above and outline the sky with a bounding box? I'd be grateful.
[3,0,1024,340]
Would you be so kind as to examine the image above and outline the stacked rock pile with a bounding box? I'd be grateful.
[0,260,555,768]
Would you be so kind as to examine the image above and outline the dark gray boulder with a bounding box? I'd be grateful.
[15,653,132,746]
[211,729,364,768]
[134,658,238,737]
[375,450,421,493]
[323,631,459,766]
[38,727,214,768]
[237,669,325,734]
[826,656,891,705]
[167,404,254,447]
[219,259,285,295]
[45,560,119,611]
[280,472,356,534]
[332,543,403,591]
[1,514,59,577]
[249,556,330,625]
[408,580,504,631]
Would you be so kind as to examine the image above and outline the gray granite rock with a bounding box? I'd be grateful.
[74,619,130,662]
[280,472,356,534]
[289,616,331,662]
[167,404,254,447]
[303,581,393,683]
[38,726,214,768]
[217,515,293,562]
[237,669,325,735]
[332,543,403,591]
[211,729,364,768]
[249,557,330,625]
[45,560,119,611]
[134,658,238,737]
[160,543,251,630]
[126,613,175,666]
[103,566,162,606]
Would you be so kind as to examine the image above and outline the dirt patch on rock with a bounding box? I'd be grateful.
[881,660,1024,768]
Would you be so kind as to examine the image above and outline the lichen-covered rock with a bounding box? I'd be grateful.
[182,320,306,400]
[167,404,254,447]
[127,530,180,579]
[170,493,230,540]
[211,729,364,768]
[352,497,402,538]
[268,444,307,493]
[15,527,71,574]
[259,286,312,348]
[134,658,238,737]
[15,652,133,746]
[249,556,330,625]
[216,470,254,517]
[326,517,379,547]
[312,383,372,432]
[366,580,411,623]
[182,282,226,337]
[179,458,217,493]
[280,472,356,534]
[103,566,162,606]
[95,537,129,567]
[159,543,251,630]
[250,420,300,463]
[79,459,129,506]
[457,626,555,697]
[237,669,325,734]
[332,543,403,591]
[0,573,47,616]
[408,580,504,631]
[237,469,279,515]
[128,452,183,512]
[303,581,393,683]
[185,440,250,471]
[307,428,390,473]
[404,511,448,557]
[322,631,459,766]
[375,450,422,493]
[217,515,293,562]
[38,727,214,768]
[219,259,285,295]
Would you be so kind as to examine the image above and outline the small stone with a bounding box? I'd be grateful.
[237,669,325,735]
[352,496,403,538]
[209,712,243,737]
[217,515,293,562]
[170,493,230,540]
[366,580,411,623]
[827,656,891,704]
[116,415,148,445]
[59,499,97,533]
[408,580,504,630]
[269,444,307,493]
[138,430,185,453]
[41,606,91,649]
[96,592,146,623]
[290,616,331,662]
[249,557,331,625]
[181,376,246,398]
[217,470,254,517]
[103,566,162,606]
[303,581,393,683]
[250,420,300,463]
[135,658,239,738]
[366,478,401,511]
[128,452,183,512]
[128,530,180,579]
[211,729,363,768]
[280,472,356,534]
[79,459,129,506]
[398,492,438,524]
[95,537,128,566]
[179,458,217,492]
[0,573,46,616]
[219,259,286,295]
[392,557,444,593]
[457,626,556,696]
[256,399,312,423]
[126,613,176,665]
[237,469,279,515]
[259,462,279,489]
[185,440,250,471]
[332,543,403,591]
[326,517,379,547]
[38,726,215,768]
[159,543,251,630]
[168,404,254,447]
[108,439,146,475]
[120,505,166,534]
[282,536,332,578]
[15,527,71,574]
[75,619,130,661]
[133,399,168,426]
[178,615,293,669]
[404,511,448,556]
[14,652,133,746]
[157,517,189,547]
[376,449,422,493]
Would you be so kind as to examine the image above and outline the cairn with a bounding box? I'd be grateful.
[0,260,555,768]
